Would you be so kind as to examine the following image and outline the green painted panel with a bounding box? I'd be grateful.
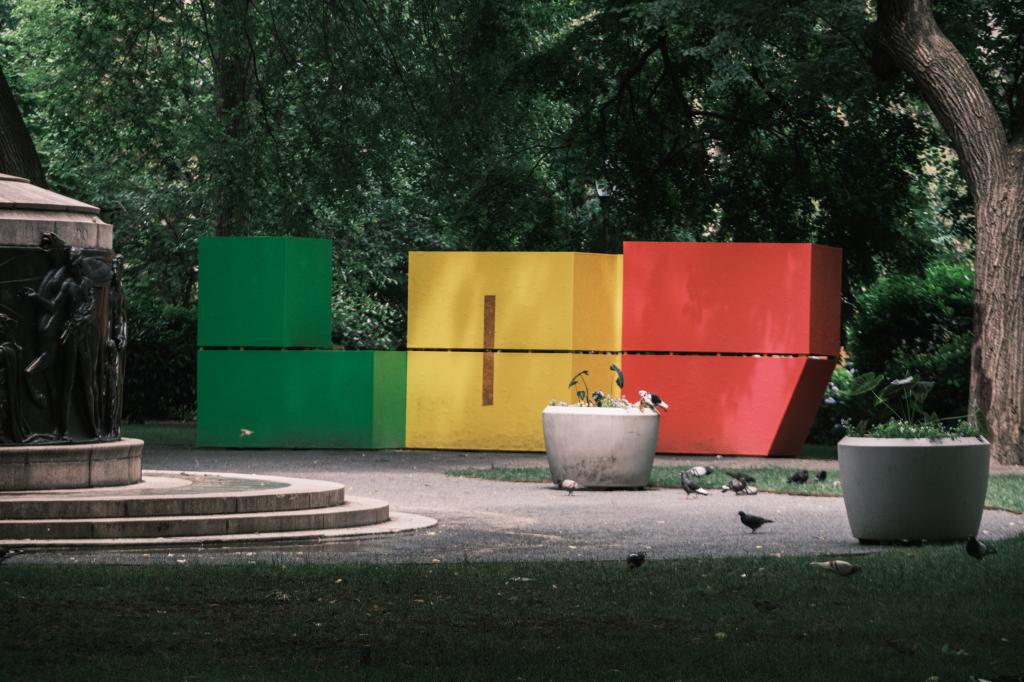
[371,351,407,448]
[197,350,406,449]
[198,236,332,348]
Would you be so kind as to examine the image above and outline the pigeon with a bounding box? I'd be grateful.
[686,465,715,478]
[816,470,828,482]
[966,536,997,560]
[722,478,748,494]
[239,428,254,438]
[724,470,756,484]
[0,548,26,564]
[788,469,809,484]
[681,473,709,497]
[560,479,581,496]
[626,551,646,569]
[738,511,773,533]
[741,485,759,496]
[638,390,669,411]
[810,559,861,576]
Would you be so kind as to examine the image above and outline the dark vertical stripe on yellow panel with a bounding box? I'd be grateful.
[482,295,496,405]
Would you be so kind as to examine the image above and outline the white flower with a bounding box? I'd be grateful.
[824,397,837,405]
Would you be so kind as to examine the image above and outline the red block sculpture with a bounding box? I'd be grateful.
[622,242,842,456]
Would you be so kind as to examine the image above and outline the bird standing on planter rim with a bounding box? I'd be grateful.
[638,390,669,412]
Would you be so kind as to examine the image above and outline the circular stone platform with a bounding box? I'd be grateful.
[0,469,436,546]
[0,438,144,491]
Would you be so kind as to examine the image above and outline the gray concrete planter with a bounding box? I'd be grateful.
[837,436,990,542]
[542,405,659,489]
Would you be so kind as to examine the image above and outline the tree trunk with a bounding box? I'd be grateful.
[972,160,1024,464]
[0,66,47,187]
[871,0,1024,464]
[205,0,254,236]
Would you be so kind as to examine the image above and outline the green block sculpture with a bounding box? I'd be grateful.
[198,236,332,348]
[196,350,406,449]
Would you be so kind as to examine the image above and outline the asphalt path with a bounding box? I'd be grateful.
[15,446,1024,566]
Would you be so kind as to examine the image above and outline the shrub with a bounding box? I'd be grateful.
[122,300,197,422]
[847,261,973,420]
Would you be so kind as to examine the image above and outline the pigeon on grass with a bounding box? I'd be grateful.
[816,470,828,482]
[681,473,709,497]
[966,536,997,560]
[738,511,773,533]
[722,478,748,495]
[627,552,646,569]
[724,470,756,484]
[809,559,861,576]
[788,469,809,484]
[686,466,714,478]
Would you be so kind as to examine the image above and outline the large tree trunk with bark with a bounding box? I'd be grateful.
[870,0,1024,464]
[203,0,255,236]
[0,66,47,187]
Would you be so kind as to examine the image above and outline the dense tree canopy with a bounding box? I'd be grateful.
[3,1,1019,458]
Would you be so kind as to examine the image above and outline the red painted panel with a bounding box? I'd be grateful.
[622,242,842,355]
[622,354,835,456]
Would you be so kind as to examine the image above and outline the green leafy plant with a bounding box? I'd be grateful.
[551,364,657,411]
[843,372,982,439]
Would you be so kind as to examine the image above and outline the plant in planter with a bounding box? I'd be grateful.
[837,372,989,543]
[542,365,664,489]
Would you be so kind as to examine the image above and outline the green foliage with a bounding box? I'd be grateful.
[848,262,974,420]
[123,300,196,421]
[839,371,980,439]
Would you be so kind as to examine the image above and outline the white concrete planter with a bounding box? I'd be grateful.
[837,436,990,542]
[542,405,659,489]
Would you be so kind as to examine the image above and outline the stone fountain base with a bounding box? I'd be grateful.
[0,437,143,491]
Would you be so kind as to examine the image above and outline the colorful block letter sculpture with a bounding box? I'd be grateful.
[622,242,842,455]
[196,237,406,449]
[406,252,622,451]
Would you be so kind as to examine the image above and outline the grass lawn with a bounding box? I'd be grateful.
[448,466,1024,514]
[2,539,1022,681]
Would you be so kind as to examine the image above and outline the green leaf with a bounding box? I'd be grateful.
[847,372,884,396]
[576,390,586,402]
[568,370,589,389]
[610,364,624,389]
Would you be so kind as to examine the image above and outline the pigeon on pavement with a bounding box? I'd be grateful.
[738,511,773,533]
[723,478,748,494]
[966,536,997,560]
[627,551,646,569]
[560,479,581,496]
[681,473,709,497]
[810,559,861,576]
[788,469,809,484]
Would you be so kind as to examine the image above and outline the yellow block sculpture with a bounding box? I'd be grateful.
[406,252,622,451]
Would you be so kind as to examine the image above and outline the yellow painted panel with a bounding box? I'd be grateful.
[406,351,621,451]
[573,253,622,351]
[407,252,621,351]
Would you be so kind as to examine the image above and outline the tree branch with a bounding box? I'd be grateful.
[871,0,1009,201]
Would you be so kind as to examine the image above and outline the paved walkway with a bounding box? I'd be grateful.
[15,446,1024,566]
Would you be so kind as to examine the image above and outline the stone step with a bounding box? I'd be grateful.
[0,497,389,540]
[0,471,346,520]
